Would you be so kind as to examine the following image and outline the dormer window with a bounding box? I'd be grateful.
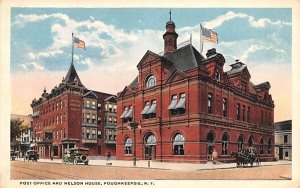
[215,70,220,81]
[146,75,156,88]
[241,84,246,93]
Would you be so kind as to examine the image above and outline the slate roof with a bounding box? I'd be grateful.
[163,44,205,77]
[274,120,292,131]
[104,95,117,103]
[64,62,85,88]
[128,76,138,89]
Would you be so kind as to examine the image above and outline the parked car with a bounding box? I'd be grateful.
[62,147,89,165]
[24,150,39,161]
[11,150,17,160]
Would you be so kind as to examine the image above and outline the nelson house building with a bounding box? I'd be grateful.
[31,62,117,159]
[116,16,275,163]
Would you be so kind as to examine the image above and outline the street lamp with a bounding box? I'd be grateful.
[126,122,138,166]
[121,106,139,166]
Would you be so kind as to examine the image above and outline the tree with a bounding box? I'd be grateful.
[10,119,26,144]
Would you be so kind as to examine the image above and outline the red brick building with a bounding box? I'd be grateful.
[31,63,116,159]
[116,17,275,163]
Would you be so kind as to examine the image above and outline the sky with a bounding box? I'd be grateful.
[10,8,292,122]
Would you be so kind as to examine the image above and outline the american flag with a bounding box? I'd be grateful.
[73,36,86,50]
[201,25,218,43]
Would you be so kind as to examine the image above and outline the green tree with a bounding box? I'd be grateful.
[10,119,25,143]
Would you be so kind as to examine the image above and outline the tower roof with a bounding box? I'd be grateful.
[64,62,85,88]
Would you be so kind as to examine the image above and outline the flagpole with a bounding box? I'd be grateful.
[72,33,74,64]
[200,24,204,54]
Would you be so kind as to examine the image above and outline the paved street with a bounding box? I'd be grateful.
[11,158,291,180]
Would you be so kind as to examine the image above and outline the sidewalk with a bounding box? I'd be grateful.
[15,158,291,172]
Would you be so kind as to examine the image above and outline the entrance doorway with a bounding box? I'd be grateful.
[206,131,215,160]
[279,148,283,160]
[144,134,156,160]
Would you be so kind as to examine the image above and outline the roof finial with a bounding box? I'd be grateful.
[169,9,172,21]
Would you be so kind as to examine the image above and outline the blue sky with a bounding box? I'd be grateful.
[10,8,292,121]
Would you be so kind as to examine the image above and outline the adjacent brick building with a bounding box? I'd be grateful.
[31,62,116,159]
[116,16,275,163]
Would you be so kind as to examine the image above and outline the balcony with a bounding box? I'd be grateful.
[82,138,97,144]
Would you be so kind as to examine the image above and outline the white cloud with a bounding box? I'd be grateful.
[27,49,64,61]
[30,62,45,70]
[203,11,291,29]
[19,64,28,71]
[13,13,69,26]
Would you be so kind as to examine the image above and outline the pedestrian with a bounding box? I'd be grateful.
[212,149,218,164]
[107,151,111,161]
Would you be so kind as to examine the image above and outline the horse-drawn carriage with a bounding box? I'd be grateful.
[231,147,260,168]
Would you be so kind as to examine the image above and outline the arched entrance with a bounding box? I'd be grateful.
[144,134,156,160]
[206,131,215,160]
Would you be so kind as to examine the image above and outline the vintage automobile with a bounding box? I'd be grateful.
[62,147,89,165]
[24,150,39,161]
[10,150,17,160]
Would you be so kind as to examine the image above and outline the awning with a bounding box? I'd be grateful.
[120,108,128,118]
[175,98,185,109]
[168,99,177,110]
[124,107,133,118]
[141,104,150,115]
[147,103,156,114]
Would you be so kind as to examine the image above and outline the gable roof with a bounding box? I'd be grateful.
[64,62,85,88]
[83,91,98,99]
[104,95,117,103]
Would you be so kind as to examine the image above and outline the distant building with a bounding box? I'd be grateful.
[116,14,275,163]
[10,114,33,157]
[274,120,292,160]
[31,62,116,159]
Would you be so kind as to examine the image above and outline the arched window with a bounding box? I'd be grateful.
[268,138,272,154]
[173,133,185,155]
[222,133,229,155]
[124,138,132,155]
[206,131,215,155]
[248,136,254,147]
[215,70,220,81]
[145,134,156,145]
[260,138,264,154]
[146,75,156,88]
[238,135,244,152]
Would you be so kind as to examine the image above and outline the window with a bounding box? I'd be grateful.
[124,106,133,122]
[86,129,90,138]
[124,138,132,155]
[241,84,246,93]
[92,129,96,139]
[284,135,288,143]
[168,95,178,115]
[223,98,227,117]
[60,114,62,124]
[238,135,244,152]
[141,101,150,119]
[260,138,264,154]
[173,134,185,155]
[92,101,96,109]
[208,93,213,114]
[147,100,156,118]
[53,146,58,157]
[92,114,96,124]
[247,107,251,123]
[113,104,117,112]
[175,93,186,115]
[108,117,112,125]
[222,133,229,155]
[242,105,246,122]
[146,75,156,88]
[285,151,289,157]
[237,103,240,120]
[215,70,220,81]
[97,130,101,140]
[261,110,264,125]
[248,136,254,147]
[120,106,128,122]
[268,139,272,154]
[87,114,90,123]
[56,115,58,124]
[108,104,113,112]
[86,100,90,108]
